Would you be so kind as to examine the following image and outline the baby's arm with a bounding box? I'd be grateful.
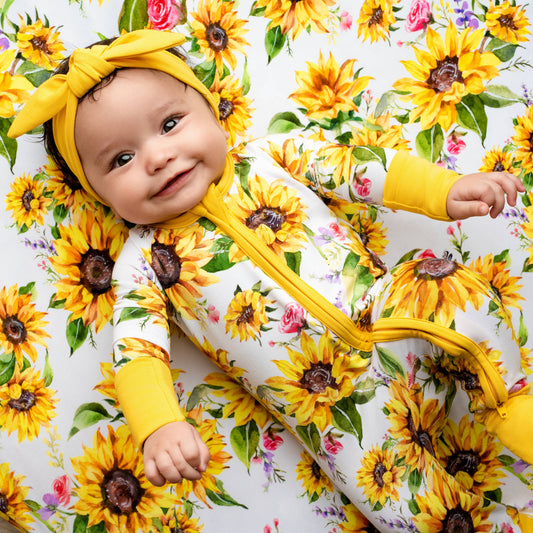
[446,171,525,220]
[143,421,211,486]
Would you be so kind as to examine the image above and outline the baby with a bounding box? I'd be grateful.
[9,29,533,531]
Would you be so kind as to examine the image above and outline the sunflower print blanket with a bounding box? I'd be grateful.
[1,0,533,532]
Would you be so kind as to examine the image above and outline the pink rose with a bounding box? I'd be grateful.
[324,436,343,455]
[147,0,183,30]
[207,304,220,324]
[418,249,436,258]
[52,475,71,506]
[263,432,283,450]
[405,0,431,32]
[354,177,372,197]
[340,11,353,31]
[278,302,305,334]
[446,135,467,155]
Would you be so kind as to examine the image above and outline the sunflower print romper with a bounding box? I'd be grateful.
[112,134,533,532]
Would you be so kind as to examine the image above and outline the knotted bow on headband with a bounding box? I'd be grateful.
[8,29,220,204]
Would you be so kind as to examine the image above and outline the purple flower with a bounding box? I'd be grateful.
[453,1,479,28]
[0,33,9,52]
[38,493,59,521]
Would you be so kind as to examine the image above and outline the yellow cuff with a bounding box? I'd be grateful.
[115,357,185,448]
[519,513,533,533]
[383,150,461,221]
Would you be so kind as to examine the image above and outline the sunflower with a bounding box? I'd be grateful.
[316,143,356,188]
[393,24,500,131]
[265,137,312,185]
[384,257,489,326]
[174,416,232,505]
[266,330,368,431]
[94,362,119,407]
[295,450,334,498]
[226,174,308,262]
[290,52,372,120]
[350,112,410,151]
[0,284,49,366]
[356,444,406,506]
[339,503,375,533]
[121,280,170,330]
[436,415,505,495]
[521,346,533,375]
[114,338,170,369]
[479,146,519,175]
[195,336,246,381]
[522,199,533,264]
[50,205,128,333]
[385,376,447,472]
[203,371,270,426]
[357,0,397,43]
[190,0,249,73]
[210,74,254,146]
[468,254,524,311]
[511,105,533,173]
[347,205,389,257]
[149,227,218,321]
[0,49,34,118]
[5,173,52,228]
[160,506,204,533]
[0,463,34,530]
[253,0,335,39]
[44,157,95,212]
[16,17,65,70]
[0,365,57,442]
[224,288,273,341]
[412,467,494,533]
[71,424,177,533]
[485,1,531,44]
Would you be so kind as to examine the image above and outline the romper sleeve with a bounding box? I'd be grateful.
[112,229,185,448]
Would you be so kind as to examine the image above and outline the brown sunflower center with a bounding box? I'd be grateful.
[3,315,27,345]
[446,451,480,477]
[236,304,254,325]
[245,207,286,232]
[151,243,182,289]
[369,7,384,25]
[30,36,51,54]
[442,507,474,533]
[529,131,533,150]
[493,161,505,172]
[450,369,480,391]
[22,189,35,212]
[170,526,186,533]
[8,389,36,412]
[427,56,464,93]
[407,410,435,456]
[300,362,337,393]
[218,97,234,120]
[0,494,8,513]
[373,462,387,488]
[206,23,228,52]
[415,257,457,280]
[311,460,322,480]
[498,14,517,30]
[102,469,144,516]
[80,249,114,294]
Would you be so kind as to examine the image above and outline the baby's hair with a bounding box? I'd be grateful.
[42,37,190,186]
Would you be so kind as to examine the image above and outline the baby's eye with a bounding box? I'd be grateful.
[114,153,134,168]
[163,117,179,133]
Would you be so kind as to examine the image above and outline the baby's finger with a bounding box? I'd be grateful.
[155,452,184,484]
[144,458,167,487]
[192,431,211,472]
[168,446,203,481]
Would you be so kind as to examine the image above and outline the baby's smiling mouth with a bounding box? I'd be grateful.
[155,168,193,197]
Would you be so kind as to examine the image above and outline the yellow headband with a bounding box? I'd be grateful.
[8,29,220,204]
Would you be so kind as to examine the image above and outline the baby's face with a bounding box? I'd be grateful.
[74,68,228,224]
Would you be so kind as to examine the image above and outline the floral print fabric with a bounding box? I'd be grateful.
[1,0,533,532]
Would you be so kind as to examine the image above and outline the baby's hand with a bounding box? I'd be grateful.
[143,421,210,486]
[447,171,525,220]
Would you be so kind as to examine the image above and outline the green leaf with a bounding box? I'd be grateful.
[0,353,16,386]
[73,514,89,533]
[295,423,321,456]
[480,84,523,108]
[206,480,248,508]
[267,111,303,135]
[456,94,487,142]
[265,25,286,63]
[330,397,363,445]
[0,0,16,26]
[518,312,528,347]
[87,521,107,533]
[352,146,386,167]
[16,60,52,87]
[415,124,443,163]
[193,61,217,89]
[203,236,235,272]
[117,307,149,323]
[242,57,251,96]
[374,90,399,118]
[70,402,112,437]
[376,346,406,379]
[230,420,260,470]
[408,468,423,494]
[66,317,89,354]
[485,37,518,62]
[118,0,148,32]
[0,116,17,170]
[43,350,53,387]
[351,376,377,404]
[186,383,213,411]
[284,251,301,276]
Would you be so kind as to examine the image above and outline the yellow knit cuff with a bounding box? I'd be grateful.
[383,150,462,221]
[115,357,185,448]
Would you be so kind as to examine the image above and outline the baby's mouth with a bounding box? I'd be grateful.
[155,169,192,197]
